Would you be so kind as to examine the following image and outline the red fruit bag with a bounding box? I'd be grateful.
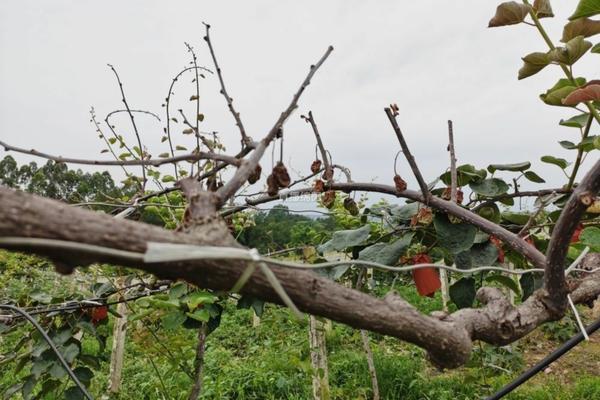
[412,268,441,297]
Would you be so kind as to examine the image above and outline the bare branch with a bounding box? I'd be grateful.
[203,23,249,146]
[1,187,598,369]
[384,107,430,199]
[0,139,240,168]
[302,111,331,180]
[107,64,147,189]
[447,120,458,203]
[215,45,334,206]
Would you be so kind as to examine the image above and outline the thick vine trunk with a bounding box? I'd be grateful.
[1,181,599,369]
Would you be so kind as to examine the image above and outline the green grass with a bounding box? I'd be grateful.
[2,281,599,399]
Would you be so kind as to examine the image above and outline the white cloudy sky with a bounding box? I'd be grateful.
[0,1,598,208]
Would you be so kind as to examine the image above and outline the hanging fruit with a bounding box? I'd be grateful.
[267,174,279,196]
[272,162,291,188]
[322,166,334,181]
[343,197,359,216]
[247,164,262,184]
[410,207,433,226]
[393,175,407,192]
[314,179,325,193]
[442,187,464,203]
[322,190,336,209]
[311,160,322,174]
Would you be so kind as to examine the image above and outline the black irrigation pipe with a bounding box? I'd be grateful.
[487,316,600,400]
[0,304,94,400]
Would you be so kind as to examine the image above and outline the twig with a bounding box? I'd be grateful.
[107,64,147,190]
[216,45,334,206]
[384,107,430,200]
[447,120,458,203]
[185,42,203,173]
[567,114,594,191]
[164,65,213,179]
[0,139,240,168]
[203,23,249,146]
[302,111,331,180]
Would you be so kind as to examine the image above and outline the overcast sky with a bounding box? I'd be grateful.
[1,1,597,209]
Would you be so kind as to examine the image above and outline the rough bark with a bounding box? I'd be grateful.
[308,316,330,400]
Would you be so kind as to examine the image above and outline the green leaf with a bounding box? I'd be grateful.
[118,152,131,160]
[440,164,487,186]
[520,272,543,301]
[477,203,501,223]
[469,178,509,197]
[175,145,188,151]
[158,152,170,158]
[569,0,600,20]
[51,329,73,346]
[61,343,79,364]
[162,175,176,183]
[541,155,569,169]
[64,386,85,400]
[108,137,117,144]
[169,282,187,299]
[49,361,68,379]
[22,375,36,400]
[393,202,420,221]
[502,211,532,225]
[593,42,600,53]
[562,18,600,42]
[549,35,593,65]
[470,241,499,266]
[31,359,52,378]
[455,241,499,269]
[580,226,600,250]
[161,311,187,330]
[237,296,265,317]
[186,309,210,322]
[433,214,477,254]
[524,170,546,183]
[559,140,577,149]
[455,251,473,270]
[540,77,587,106]
[518,52,550,79]
[488,2,531,27]
[485,274,521,295]
[184,290,217,310]
[449,278,476,309]
[73,367,94,387]
[30,290,52,304]
[358,233,414,265]
[559,113,590,128]
[487,161,531,173]
[148,298,180,310]
[197,113,205,122]
[317,225,371,253]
